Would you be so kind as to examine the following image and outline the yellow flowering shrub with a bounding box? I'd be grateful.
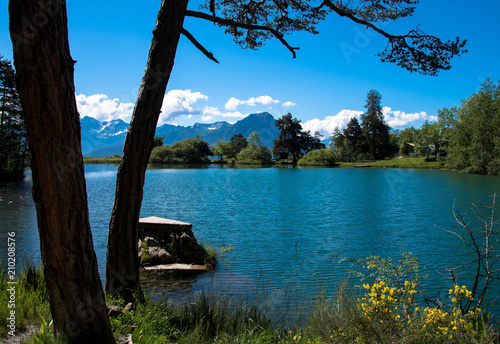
[348,254,487,343]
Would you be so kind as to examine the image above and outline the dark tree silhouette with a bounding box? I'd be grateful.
[9,1,116,342]
[0,55,27,181]
[230,133,248,156]
[361,90,391,160]
[343,117,364,156]
[273,113,324,164]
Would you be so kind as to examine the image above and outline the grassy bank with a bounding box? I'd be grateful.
[337,156,446,169]
[85,155,448,171]
[2,255,498,344]
[83,156,122,164]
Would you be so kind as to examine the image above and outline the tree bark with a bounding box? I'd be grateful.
[9,1,115,343]
[105,0,189,301]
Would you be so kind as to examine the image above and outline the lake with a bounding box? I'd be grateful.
[1,165,499,314]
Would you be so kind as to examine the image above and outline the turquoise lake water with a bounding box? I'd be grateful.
[1,165,499,313]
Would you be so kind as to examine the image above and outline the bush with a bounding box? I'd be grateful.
[149,136,212,164]
[297,149,337,166]
[237,145,273,164]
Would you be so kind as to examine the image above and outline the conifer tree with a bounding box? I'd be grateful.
[343,117,364,157]
[361,90,391,160]
[0,55,27,181]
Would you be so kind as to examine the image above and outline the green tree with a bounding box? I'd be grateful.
[152,136,165,148]
[417,120,441,159]
[303,130,326,152]
[273,113,324,164]
[0,55,27,181]
[447,79,500,174]
[361,90,392,160]
[329,127,348,157]
[230,133,248,157]
[149,144,172,163]
[211,139,233,161]
[399,126,418,155]
[343,117,364,157]
[437,106,459,153]
[237,131,272,164]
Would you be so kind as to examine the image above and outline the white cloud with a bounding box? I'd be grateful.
[76,94,134,122]
[253,95,280,106]
[159,89,208,124]
[225,97,240,111]
[302,109,363,138]
[302,107,432,138]
[382,107,431,128]
[225,95,280,110]
[76,89,210,124]
[283,101,297,108]
[202,106,246,121]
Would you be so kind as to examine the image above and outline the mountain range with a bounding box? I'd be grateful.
[80,112,279,157]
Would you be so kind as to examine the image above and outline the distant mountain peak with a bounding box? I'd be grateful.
[81,112,279,157]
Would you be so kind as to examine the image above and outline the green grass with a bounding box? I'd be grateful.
[0,263,50,338]
[338,156,446,169]
[3,256,499,344]
[83,155,121,164]
[84,155,448,171]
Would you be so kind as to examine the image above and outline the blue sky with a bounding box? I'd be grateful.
[1,1,499,137]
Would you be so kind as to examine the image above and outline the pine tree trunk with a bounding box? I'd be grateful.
[9,1,115,343]
[105,0,189,301]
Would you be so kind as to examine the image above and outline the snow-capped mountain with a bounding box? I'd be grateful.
[80,112,279,157]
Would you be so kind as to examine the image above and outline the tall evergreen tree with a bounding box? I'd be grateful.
[0,55,27,181]
[343,117,363,156]
[361,90,391,160]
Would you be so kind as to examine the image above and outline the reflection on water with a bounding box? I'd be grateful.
[1,165,500,316]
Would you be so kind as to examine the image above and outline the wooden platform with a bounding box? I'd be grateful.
[143,264,208,273]
[138,216,193,243]
[139,216,192,227]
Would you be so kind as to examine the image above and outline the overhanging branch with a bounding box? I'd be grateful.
[317,0,397,39]
[186,10,300,58]
[317,0,467,75]
[181,28,219,64]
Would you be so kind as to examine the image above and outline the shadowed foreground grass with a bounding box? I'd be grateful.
[2,254,499,344]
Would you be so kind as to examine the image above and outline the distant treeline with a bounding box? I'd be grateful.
[149,82,500,175]
[2,51,498,177]
[149,113,325,165]
[302,83,500,175]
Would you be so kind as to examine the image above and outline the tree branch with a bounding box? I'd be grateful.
[186,10,300,58]
[318,0,395,39]
[317,0,467,76]
[181,28,219,64]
